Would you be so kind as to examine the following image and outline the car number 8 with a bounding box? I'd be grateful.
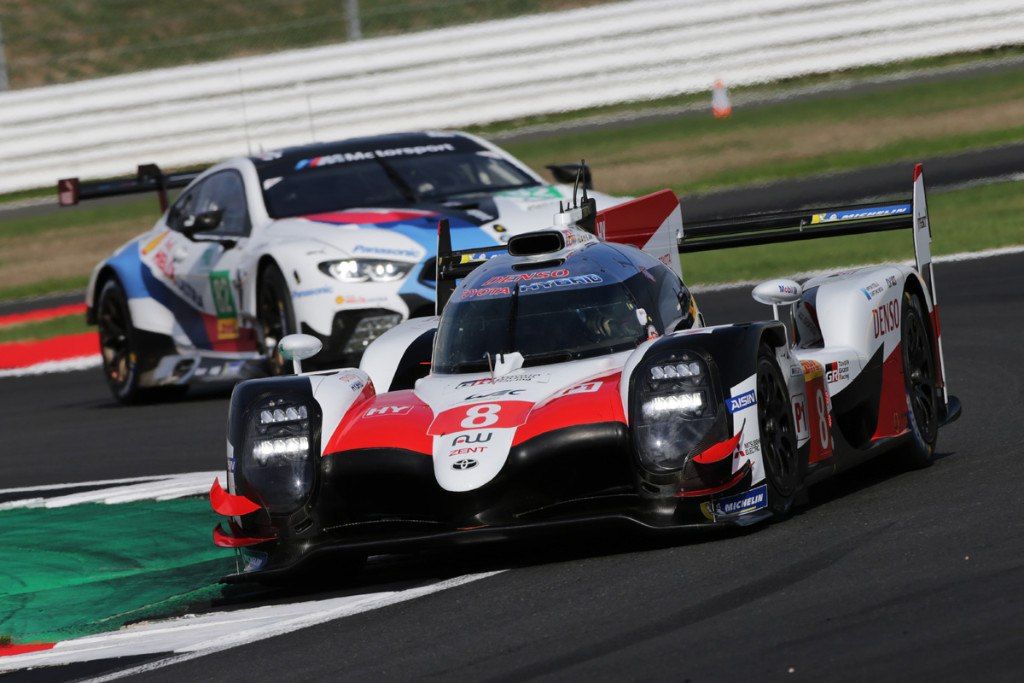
[815,389,829,449]
[461,403,501,429]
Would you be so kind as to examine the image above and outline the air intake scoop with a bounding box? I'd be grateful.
[507,230,564,256]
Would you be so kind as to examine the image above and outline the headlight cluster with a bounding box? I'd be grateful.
[319,259,412,283]
[242,396,318,515]
[632,352,723,472]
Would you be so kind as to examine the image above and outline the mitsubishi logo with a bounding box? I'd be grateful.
[452,458,478,470]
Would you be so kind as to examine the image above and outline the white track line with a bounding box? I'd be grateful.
[0,571,503,676]
[0,471,220,510]
[0,355,100,378]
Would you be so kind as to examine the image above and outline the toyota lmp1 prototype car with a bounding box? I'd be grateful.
[209,167,960,581]
[59,131,619,403]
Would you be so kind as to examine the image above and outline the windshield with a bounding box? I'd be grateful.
[260,151,540,218]
[433,281,647,374]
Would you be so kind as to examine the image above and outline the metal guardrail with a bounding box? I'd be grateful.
[0,0,1021,194]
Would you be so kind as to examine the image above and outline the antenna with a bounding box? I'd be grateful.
[237,68,254,155]
[571,162,582,208]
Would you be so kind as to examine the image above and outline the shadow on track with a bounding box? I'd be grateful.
[206,450,950,613]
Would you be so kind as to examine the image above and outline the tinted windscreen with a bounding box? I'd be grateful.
[261,152,539,218]
[433,283,646,374]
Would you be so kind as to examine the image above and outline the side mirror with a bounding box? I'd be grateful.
[752,278,802,306]
[546,163,593,190]
[278,333,322,374]
[180,209,223,237]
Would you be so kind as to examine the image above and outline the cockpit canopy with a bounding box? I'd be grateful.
[432,241,692,374]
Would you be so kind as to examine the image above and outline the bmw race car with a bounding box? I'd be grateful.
[60,131,619,402]
[209,166,960,581]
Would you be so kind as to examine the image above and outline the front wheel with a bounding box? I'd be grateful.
[97,279,142,403]
[257,263,297,376]
[755,345,802,517]
[895,292,939,469]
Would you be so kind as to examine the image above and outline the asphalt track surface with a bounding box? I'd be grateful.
[3,250,1023,681]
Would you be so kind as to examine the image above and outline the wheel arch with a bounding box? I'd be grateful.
[87,265,120,324]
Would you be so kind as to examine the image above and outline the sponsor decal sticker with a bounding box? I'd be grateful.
[726,389,757,413]
[293,286,332,298]
[519,274,602,293]
[336,294,388,305]
[825,360,850,384]
[483,269,569,285]
[365,405,412,417]
[459,252,502,265]
[294,143,456,171]
[710,483,768,516]
[141,230,169,256]
[452,458,478,470]
[861,282,884,301]
[352,245,419,258]
[452,432,493,445]
[563,380,602,396]
[872,300,900,338]
[464,388,525,400]
[449,447,485,457]
[810,204,911,224]
[456,373,548,388]
[461,286,511,299]
[209,271,237,318]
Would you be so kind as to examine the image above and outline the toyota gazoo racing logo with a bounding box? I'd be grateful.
[452,458,478,470]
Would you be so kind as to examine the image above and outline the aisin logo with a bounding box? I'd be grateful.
[452,458,478,470]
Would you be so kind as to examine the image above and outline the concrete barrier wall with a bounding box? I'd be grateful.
[1,0,1021,193]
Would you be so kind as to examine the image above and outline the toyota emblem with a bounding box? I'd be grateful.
[452,458,478,470]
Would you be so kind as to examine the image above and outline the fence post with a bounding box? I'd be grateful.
[346,0,362,41]
[0,21,10,91]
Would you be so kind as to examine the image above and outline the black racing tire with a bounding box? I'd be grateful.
[97,278,143,403]
[895,292,940,469]
[257,263,297,376]
[96,279,187,404]
[755,344,802,517]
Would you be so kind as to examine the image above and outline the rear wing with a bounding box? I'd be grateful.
[681,164,934,280]
[683,164,947,404]
[57,164,205,212]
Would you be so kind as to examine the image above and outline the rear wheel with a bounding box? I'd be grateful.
[755,345,801,516]
[257,263,296,376]
[896,292,939,468]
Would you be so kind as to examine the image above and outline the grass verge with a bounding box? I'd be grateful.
[0,498,232,642]
[0,315,92,343]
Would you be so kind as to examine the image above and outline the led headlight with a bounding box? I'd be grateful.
[631,351,724,472]
[319,259,412,283]
[241,396,318,515]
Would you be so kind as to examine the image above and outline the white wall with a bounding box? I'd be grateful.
[0,0,1021,193]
